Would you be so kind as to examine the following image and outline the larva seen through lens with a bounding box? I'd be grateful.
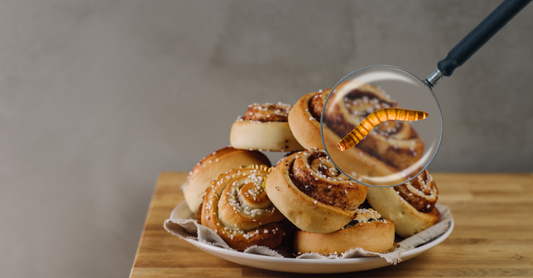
[337,108,428,151]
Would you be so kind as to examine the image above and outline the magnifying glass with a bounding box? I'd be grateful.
[320,0,531,187]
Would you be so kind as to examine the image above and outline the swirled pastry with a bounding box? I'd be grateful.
[323,82,424,172]
[289,90,399,183]
[230,103,303,152]
[294,208,395,254]
[200,165,286,251]
[265,148,367,233]
[288,91,328,149]
[366,169,440,237]
[184,146,271,213]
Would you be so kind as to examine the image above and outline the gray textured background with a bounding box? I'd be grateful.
[1,1,532,277]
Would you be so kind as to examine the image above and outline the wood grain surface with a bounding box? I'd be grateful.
[130,172,533,277]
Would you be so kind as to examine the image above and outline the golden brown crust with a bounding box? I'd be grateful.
[265,148,367,233]
[200,166,285,251]
[288,91,326,149]
[184,146,271,213]
[294,209,395,254]
[230,121,303,152]
[230,103,303,152]
[366,169,440,237]
[289,90,401,185]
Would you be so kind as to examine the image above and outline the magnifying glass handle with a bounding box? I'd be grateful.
[428,0,531,86]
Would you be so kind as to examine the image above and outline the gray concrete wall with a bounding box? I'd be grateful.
[1,1,531,277]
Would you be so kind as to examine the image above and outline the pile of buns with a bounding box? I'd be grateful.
[183,85,440,255]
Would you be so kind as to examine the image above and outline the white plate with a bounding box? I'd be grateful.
[170,202,454,274]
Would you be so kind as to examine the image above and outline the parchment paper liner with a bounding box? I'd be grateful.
[165,183,452,265]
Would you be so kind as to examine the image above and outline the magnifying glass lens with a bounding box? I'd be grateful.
[320,66,443,187]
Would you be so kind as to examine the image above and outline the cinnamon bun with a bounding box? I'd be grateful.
[289,90,399,184]
[200,165,286,251]
[366,169,440,237]
[184,146,271,213]
[230,103,303,152]
[265,148,367,233]
[288,91,328,149]
[323,82,424,172]
[294,208,395,255]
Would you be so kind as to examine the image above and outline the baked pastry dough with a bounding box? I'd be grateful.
[294,208,395,254]
[200,165,285,251]
[289,90,399,184]
[323,82,425,172]
[288,91,328,149]
[265,148,367,233]
[367,169,440,237]
[184,146,271,213]
[289,83,427,185]
[230,103,303,152]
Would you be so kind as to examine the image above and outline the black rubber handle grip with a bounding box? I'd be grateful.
[437,0,531,77]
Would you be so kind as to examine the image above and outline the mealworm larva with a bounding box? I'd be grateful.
[337,108,428,151]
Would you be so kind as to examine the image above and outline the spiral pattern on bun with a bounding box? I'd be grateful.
[289,89,402,185]
[230,103,303,152]
[394,169,438,212]
[184,146,271,213]
[200,165,285,251]
[367,169,440,237]
[323,82,424,172]
[287,91,328,149]
[265,148,367,233]
[290,149,365,211]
